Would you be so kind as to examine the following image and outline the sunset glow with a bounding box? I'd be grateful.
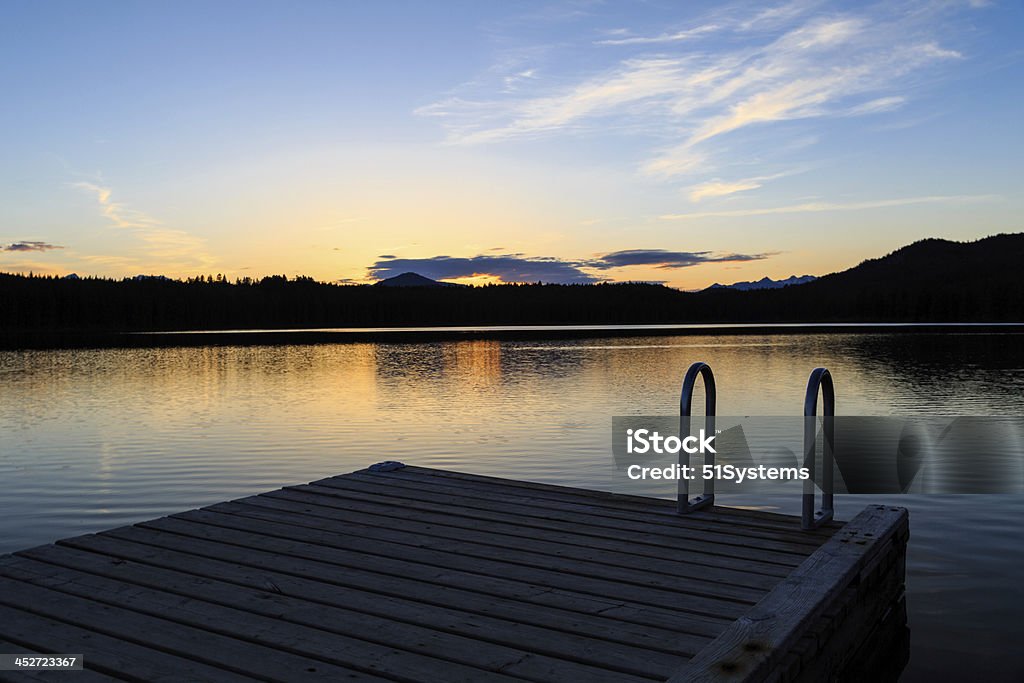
[1,1,1021,289]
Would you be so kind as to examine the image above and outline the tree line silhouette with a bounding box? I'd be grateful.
[1,234,1022,346]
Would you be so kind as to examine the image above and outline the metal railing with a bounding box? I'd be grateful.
[676,362,836,531]
[802,367,835,530]
[678,362,716,514]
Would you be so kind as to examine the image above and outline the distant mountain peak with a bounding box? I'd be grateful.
[373,272,463,288]
[707,274,816,291]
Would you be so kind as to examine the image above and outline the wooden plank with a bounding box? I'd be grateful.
[287,482,804,570]
[208,497,779,596]
[789,557,905,682]
[385,467,838,538]
[300,478,814,564]
[14,545,682,681]
[227,494,783,588]
[258,487,794,579]
[0,560,521,683]
[91,523,735,636]
[397,466,839,531]
[0,639,117,683]
[0,571,394,683]
[370,464,839,540]
[0,603,258,682]
[275,484,798,575]
[147,510,754,618]
[344,469,828,551]
[339,471,827,548]
[58,531,716,653]
[827,597,908,683]
[667,505,909,683]
[163,507,757,614]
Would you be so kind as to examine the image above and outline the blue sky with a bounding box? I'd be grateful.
[1,0,1021,288]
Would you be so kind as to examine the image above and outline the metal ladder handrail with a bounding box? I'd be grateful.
[679,362,716,514]
[802,367,835,530]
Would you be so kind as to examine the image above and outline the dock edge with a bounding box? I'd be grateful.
[671,504,909,682]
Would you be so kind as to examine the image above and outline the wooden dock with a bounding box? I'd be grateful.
[0,464,908,682]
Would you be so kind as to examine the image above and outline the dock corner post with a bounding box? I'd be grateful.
[679,361,716,514]
[802,367,835,530]
[368,461,406,472]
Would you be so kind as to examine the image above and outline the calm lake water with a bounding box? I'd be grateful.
[2,331,1023,681]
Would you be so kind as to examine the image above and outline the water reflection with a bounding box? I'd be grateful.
[1,332,1023,680]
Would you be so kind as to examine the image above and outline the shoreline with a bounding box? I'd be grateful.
[3,322,1023,350]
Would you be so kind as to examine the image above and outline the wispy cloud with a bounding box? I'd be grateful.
[688,179,765,202]
[595,24,720,46]
[738,1,825,32]
[3,241,64,252]
[503,69,538,92]
[687,168,807,202]
[660,194,998,220]
[846,95,906,115]
[0,260,65,276]
[644,30,960,178]
[73,182,161,229]
[73,181,216,272]
[369,248,772,284]
[421,2,966,195]
[421,57,694,144]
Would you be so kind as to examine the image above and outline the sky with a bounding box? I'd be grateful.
[1,0,1021,289]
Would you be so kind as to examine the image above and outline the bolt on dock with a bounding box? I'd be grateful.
[0,464,907,682]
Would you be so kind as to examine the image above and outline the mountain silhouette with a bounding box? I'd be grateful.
[1,234,1022,344]
[374,272,463,288]
[697,234,1024,322]
[707,275,816,291]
